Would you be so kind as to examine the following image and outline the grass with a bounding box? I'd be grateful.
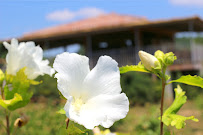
[0,96,203,135]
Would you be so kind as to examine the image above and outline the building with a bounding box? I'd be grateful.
[6,13,203,74]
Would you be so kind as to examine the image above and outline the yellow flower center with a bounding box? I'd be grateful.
[72,98,84,113]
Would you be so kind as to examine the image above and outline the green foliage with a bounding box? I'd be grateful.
[58,120,91,135]
[0,69,5,84]
[121,72,161,105]
[57,108,66,115]
[58,124,85,135]
[170,75,203,88]
[121,50,177,81]
[0,103,69,135]
[119,63,149,74]
[0,93,22,110]
[162,85,198,129]
[0,68,36,111]
[163,52,177,66]
[154,50,177,67]
[135,106,170,135]
[195,94,203,110]
[30,75,58,98]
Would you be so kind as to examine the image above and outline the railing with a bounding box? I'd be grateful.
[91,43,203,67]
[142,43,192,65]
[92,47,136,67]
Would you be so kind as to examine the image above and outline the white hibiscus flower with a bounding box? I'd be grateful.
[3,38,55,79]
[53,52,129,129]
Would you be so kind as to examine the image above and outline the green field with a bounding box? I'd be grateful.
[0,96,203,135]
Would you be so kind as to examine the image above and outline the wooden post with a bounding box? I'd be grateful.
[134,28,141,64]
[86,35,93,67]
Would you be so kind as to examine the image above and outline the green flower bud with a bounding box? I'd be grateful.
[138,51,161,71]
[164,52,177,66]
[155,50,164,62]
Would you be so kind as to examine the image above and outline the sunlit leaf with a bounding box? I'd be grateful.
[0,69,5,84]
[58,123,85,135]
[67,124,85,135]
[3,68,33,111]
[119,63,150,74]
[170,75,203,88]
[29,80,43,85]
[0,93,23,110]
[162,85,198,129]
[57,108,66,115]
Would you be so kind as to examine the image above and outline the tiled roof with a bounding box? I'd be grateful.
[21,13,149,40]
[12,13,203,41]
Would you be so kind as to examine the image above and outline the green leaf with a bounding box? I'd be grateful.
[57,108,66,115]
[29,80,43,85]
[58,123,85,135]
[119,63,150,74]
[170,75,203,88]
[67,124,85,135]
[0,69,5,84]
[162,85,198,129]
[3,68,33,111]
[0,93,23,110]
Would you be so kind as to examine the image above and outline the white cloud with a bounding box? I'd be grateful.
[77,7,106,18]
[170,0,203,7]
[46,9,75,21]
[46,7,106,22]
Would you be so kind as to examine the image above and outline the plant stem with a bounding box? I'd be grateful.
[1,86,10,135]
[66,118,69,129]
[6,113,10,135]
[160,74,166,135]
[1,86,4,100]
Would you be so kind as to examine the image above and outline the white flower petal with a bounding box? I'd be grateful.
[53,52,90,99]
[3,39,54,79]
[82,56,121,100]
[67,93,129,129]
[3,39,22,75]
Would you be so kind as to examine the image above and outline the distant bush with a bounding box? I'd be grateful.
[195,94,203,110]
[179,84,203,100]
[134,106,169,135]
[121,72,161,106]
[30,74,59,100]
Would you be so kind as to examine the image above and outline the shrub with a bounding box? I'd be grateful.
[121,72,161,106]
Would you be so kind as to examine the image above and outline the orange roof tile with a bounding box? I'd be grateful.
[21,13,149,40]
[13,13,203,41]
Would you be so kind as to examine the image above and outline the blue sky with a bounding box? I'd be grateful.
[1,0,203,39]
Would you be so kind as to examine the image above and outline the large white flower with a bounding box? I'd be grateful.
[3,38,55,79]
[53,52,129,129]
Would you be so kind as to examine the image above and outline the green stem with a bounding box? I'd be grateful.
[160,78,166,135]
[1,86,4,99]
[66,118,69,129]
[5,111,10,135]
[160,69,166,135]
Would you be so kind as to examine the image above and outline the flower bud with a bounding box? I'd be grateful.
[164,52,177,66]
[138,51,160,71]
[14,114,29,128]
